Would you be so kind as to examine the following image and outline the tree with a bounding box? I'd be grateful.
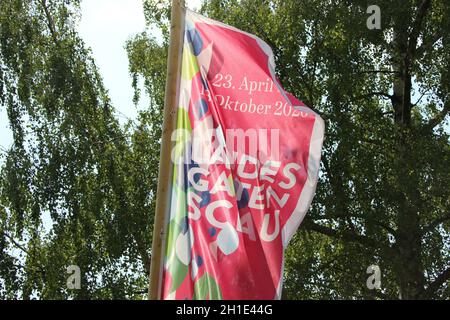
[128,0,449,299]
[0,0,154,299]
[1,0,449,300]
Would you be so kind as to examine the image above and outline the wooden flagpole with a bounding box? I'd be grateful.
[148,0,185,300]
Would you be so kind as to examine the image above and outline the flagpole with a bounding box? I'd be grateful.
[148,0,185,300]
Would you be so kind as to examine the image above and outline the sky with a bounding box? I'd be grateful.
[1,0,446,156]
[0,0,202,234]
[78,0,150,123]
[0,0,202,158]
[78,0,202,122]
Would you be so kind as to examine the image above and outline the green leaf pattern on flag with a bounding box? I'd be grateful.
[194,273,222,300]
[163,21,225,300]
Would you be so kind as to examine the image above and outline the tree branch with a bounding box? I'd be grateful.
[316,212,397,237]
[131,232,151,274]
[422,213,450,234]
[408,0,432,58]
[302,218,382,250]
[37,0,59,45]
[422,100,450,132]
[354,91,395,101]
[416,31,443,57]
[358,70,399,75]
[1,230,30,255]
[1,229,47,280]
[411,89,432,107]
[421,267,450,298]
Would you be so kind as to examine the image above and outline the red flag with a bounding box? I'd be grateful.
[161,10,324,300]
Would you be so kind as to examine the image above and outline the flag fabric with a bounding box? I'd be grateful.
[161,9,325,300]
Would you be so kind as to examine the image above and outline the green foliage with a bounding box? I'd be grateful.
[130,0,450,299]
[0,0,449,300]
[0,0,154,299]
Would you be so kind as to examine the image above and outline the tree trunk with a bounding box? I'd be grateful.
[391,23,425,300]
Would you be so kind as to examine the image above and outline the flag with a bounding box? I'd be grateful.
[161,9,325,300]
